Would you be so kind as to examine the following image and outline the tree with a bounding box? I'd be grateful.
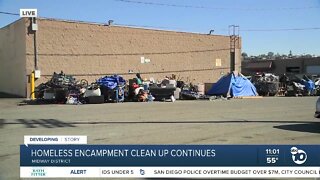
[267,52,274,59]
[258,54,267,60]
[274,53,281,59]
[288,50,293,58]
[241,52,248,59]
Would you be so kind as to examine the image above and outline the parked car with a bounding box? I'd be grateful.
[315,97,320,118]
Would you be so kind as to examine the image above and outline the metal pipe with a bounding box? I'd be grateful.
[33,17,38,70]
[30,72,35,100]
[230,52,235,72]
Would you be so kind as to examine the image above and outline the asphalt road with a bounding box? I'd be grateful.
[0,97,319,180]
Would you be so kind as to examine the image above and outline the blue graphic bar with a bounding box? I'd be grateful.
[20,145,320,166]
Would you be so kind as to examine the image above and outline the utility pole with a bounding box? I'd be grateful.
[229,25,240,72]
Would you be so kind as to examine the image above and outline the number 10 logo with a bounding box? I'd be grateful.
[290,147,307,165]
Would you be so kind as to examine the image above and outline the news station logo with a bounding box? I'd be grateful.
[290,147,307,165]
[30,167,47,177]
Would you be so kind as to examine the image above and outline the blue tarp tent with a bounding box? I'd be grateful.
[96,75,126,90]
[208,72,258,97]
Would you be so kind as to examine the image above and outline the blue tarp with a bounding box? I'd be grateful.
[208,73,258,97]
[207,74,231,96]
[302,80,315,91]
[96,75,126,90]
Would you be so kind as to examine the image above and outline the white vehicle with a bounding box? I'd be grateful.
[315,97,320,118]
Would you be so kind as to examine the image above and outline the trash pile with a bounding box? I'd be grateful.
[35,72,127,104]
[129,74,176,102]
[31,69,320,106]
[250,73,318,97]
[33,71,217,104]
[252,73,279,96]
[36,71,86,104]
[284,74,316,96]
[34,70,293,105]
[180,83,204,100]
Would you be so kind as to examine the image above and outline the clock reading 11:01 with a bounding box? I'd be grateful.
[265,149,280,164]
[266,149,280,155]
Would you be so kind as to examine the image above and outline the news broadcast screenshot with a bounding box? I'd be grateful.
[0,0,320,179]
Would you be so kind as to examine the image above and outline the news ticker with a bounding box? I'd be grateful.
[20,136,320,178]
[20,167,320,178]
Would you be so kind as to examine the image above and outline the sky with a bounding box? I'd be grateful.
[0,0,320,56]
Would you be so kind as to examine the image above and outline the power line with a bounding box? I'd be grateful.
[113,22,180,31]
[0,11,19,16]
[241,27,320,32]
[2,11,320,33]
[114,0,320,11]
[114,0,223,10]
[0,11,214,35]
[0,11,185,32]
[0,11,92,25]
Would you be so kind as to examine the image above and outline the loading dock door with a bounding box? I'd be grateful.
[306,66,320,74]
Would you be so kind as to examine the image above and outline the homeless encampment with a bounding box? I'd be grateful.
[207,72,258,97]
[35,71,86,103]
[96,75,126,102]
[252,73,279,96]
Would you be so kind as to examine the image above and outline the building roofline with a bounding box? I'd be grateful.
[0,18,25,29]
[1,16,231,37]
[242,56,320,62]
[37,17,230,37]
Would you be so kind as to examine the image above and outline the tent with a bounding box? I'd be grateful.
[208,72,258,97]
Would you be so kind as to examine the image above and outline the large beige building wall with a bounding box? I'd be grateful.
[25,19,240,90]
[0,18,27,97]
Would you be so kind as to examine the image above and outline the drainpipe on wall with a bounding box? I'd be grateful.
[230,50,235,72]
[29,17,38,99]
[31,17,38,70]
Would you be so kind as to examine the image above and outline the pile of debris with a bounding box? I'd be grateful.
[36,71,87,104]
[252,73,279,96]
[250,73,318,97]
[284,74,316,96]
[35,72,128,104]
[32,71,258,105]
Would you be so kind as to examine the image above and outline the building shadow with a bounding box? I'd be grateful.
[144,178,272,180]
[0,119,319,130]
[0,92,23,98]
[0,119,76,128]
[273,123,320,134]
